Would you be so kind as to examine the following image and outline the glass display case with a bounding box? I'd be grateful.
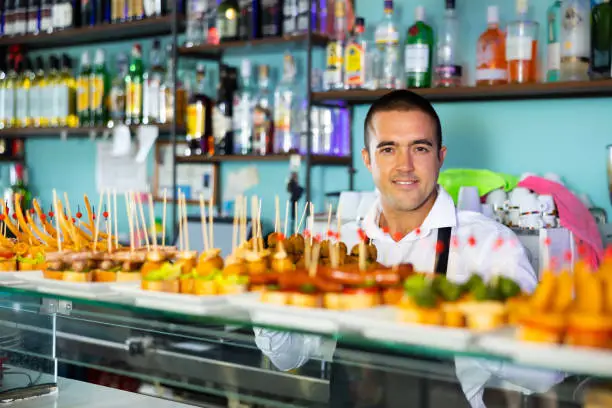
[0,281,610,408]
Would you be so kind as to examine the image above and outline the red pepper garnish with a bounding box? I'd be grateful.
[303,229,311,238]
[103,211,109,218]
[277,232,285,242]
[467,236,476,247]
[48,211,54,218]
[76,211,82,219]
[314,234,322,243]
[40,214,46,221]
[0,214,5,221]
[29,208,34,214]
[71,217,76,223]
[435,240,445,254]
[326,229,333,238]
[92,214,96,220]
[11,213,16,220]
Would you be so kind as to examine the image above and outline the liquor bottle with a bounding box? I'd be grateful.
[108,52,127,127]
[434,0,461,87]
[52,0,79,30]
[213,64,235,155]
[0,60,6,130]
[323,0,345,90]
[283,0,296,35]
[26,0,40,34]
[111,0,126,22]
[4,0,15,36]
[405,6,433,88]
[40,0,52,32]
[3,55,16,128]
[186,63,213,156]
[125,43,143,125]
[295,0,312,34]
[344,16,366,89]
[76,52,91,126]
[217,0,239,42]
[90,49,108,126]
[47,55,60,126]
[15,56,32,128]
[142,39,164,124]
[591,0,612,78]
[81,0,95,26]
[127,0,143,20]
[143,0,162,17]
[54,54,77,127]
[28,57,44,127]
[274,53,297,153]
[159,44,186,126]
[233,59,253,155]
[185,0,205,46]
[252,64,273,155]
[4,164,32,215]
[260,0,282,37]
[546,1,561,82]
[476,6,507,86]
[559,0,591,81]
[206,0,219,44]
[506,0,539,84]
[239,0,259,40]
[13,0,25,35]
[376,0,400,89]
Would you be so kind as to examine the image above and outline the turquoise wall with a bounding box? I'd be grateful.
[21,0,612,239]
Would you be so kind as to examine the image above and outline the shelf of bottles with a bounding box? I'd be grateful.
[313,0,612,105]
[176,0,351,164]
[0,40,186,137]
[0,1,182,49]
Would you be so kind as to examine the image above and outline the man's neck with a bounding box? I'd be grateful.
[379,188,439,240]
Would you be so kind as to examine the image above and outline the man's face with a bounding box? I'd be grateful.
[362,110,446,213]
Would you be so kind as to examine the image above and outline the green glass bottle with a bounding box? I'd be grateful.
[90,49,109,127]
[404,6,434,88]
[125,43,144,126]
[591,0,612,78]
[77,52,92,127]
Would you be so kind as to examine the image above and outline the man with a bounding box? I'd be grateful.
[255,90,564,407]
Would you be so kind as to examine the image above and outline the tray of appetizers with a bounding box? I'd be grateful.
[476,261,612,376]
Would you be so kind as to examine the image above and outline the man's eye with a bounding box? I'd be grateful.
[415,146,430,153]
[380,147,394,154]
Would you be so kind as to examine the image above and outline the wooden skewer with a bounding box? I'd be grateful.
[124,192,134,252]
[334,204,342,268]
[208,196,214,249]
[129,192,140,248]
[136,193,150,251]
[258,198,263,252]
[296,202,309,234]
[283,200,289,238]
[200,193,209,252]
[93,191,104,251]
[52,190,62,252]
[177,189,184,251]
[106,189,112,253]
[251,196,258,253]
[113,189,119,250]
[182,193,190,251]
[161,188,167,247]
[63,192,79,249]
[242,195,248,246]
[358,235,366,272]
[309,243,321,278]
[294,201,298,235]
[274,195,280,234]
[148,193,157,248]
[308,203,314,244]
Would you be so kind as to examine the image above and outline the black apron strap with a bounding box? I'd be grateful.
[434,227,452,276]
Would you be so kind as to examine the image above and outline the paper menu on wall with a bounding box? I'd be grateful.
[156,144,215,201]
[96,141,148,193]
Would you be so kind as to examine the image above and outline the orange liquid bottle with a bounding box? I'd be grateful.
[476,6,508,86]
[506,0,539,84]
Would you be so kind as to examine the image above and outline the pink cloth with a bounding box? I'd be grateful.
[517,176,603,269]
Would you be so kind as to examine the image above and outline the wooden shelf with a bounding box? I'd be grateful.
[0,15,182,49]
[176,153,351,166]
[0,123,184,138]
[178,33,329,59]
[311,80,612,104]
[0,156,24,163]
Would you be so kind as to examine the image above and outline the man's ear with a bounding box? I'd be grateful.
[362,148,372,172]
[438,146,447,169]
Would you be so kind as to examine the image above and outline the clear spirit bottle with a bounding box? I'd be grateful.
[252,65,273,156]
[375,0,400,89]
[434,0,462,87]
[559,0,591,81]
[546,0,562,82]
[274,53,298,153]
[233,59,254,155]
[323,0,346,90]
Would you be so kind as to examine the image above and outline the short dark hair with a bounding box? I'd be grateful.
[363,90,442,151]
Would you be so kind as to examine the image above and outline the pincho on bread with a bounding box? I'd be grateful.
[44,251,68,280]
[0,243,17,272]
[113,251,145,282]
[62,251,95,282]
[16,244,46,271]
[141,262,181,292]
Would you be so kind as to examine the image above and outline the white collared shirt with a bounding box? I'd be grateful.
[254,186,563,407]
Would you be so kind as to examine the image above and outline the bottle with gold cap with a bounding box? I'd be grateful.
[185,63,213,156]
[125,43,144,125]
[252,64,273,155]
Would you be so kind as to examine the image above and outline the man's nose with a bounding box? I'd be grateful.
[395,148,415,171]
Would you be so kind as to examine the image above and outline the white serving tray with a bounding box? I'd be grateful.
[341,306,477,351]
[110,282,254,316]
[14,271,120,299]
[227,293,366,334]
[478,327,612,377]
